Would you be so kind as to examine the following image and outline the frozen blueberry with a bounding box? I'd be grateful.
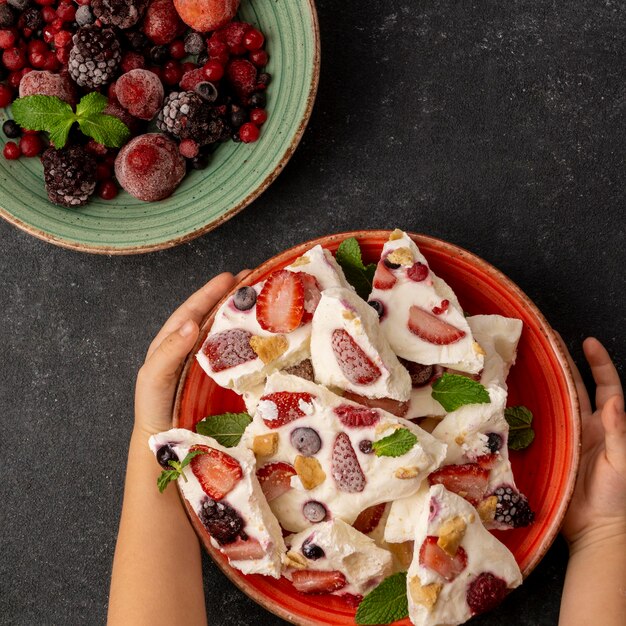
[303,501,327,523]
[189,153,209,170]
[302,538,325,560]
[487,432,503,453]
[230,104,247,129]
[290,427,322,456]
[383,257,400,269]
[156,444,179,468]
[358,439,373,454]
[233,286,256,311]
[249,91,266,108]
[149,44,168,64]
[3,120,21,139]
[368,299,384,318]
[194,81,218,103]
[258,72,272,86]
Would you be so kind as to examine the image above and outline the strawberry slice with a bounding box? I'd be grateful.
[203,328,257,372]
[259,391,315,428]
[256,461,296,502]
[419,536,468,582]
[189,445,243,500]
[299,273,322,324]
[342,391,410,417]
[256,269,305,333]
[408,305,466,345]
[220,536,266,561]
[475,453,498,470]
[291,569,347,594]
[333,403,381,428]
[428,463,489,506]
[372,261,397,290]
[353,503,386,534]
[331,329,382,385]
[331,432,366,493]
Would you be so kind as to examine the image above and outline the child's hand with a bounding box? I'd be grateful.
[561,337,626,552]
[134,272,246,437]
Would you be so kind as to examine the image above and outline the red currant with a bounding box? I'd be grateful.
[7,70,23,89]
[55,45,69,64]
[42,52,60,71]
[28,39,48,55]
[202,59,224,81]
[207,38,229,64]
[3,141,20,160]
[249,108,267,125]
[249,50,268,67]
[162,60,182,86]
[42,6,57,22]
[239,122,260,143]
[96,163,112,181]
[43,25,56,43]
[53,30,72,48]
[243,28,264,51]
[34,0,57,6]
[181,61,196,74]
[19,133,43,157]
[98,180,118,200]
[2,47,26,71]
[0,84,13,107]
[168,39,185,59]
[56,2,76,22]
[29,51,47,68]
[0,29,17,50]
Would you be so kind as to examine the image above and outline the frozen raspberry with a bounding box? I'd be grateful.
[178,138,198,158]
[92,0,148,29]
[215,21,250,55]
[18,70,77,105]
[179,67,205,91]
[202,328,256,372]
[116,69,164,120]
[114,133,186,202]
[143,0,185,45]
[226,59,257,98]
[466,573,508,615]
[173,0,239,32]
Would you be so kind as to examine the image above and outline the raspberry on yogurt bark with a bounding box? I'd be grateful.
[283,519,393,597]
[310,286,412,402]
[369,230,484,374]
[240,372,447,533]
[196,245,351,393]
[149,428,286,577]
[406,484,522,626]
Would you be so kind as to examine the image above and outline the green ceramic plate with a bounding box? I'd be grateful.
[0,0,319,254]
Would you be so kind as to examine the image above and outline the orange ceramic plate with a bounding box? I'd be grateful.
[173,231,581,626]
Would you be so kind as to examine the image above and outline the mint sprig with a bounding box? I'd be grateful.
[11,93,130,148]
[431,372,490,412]
[372,427,417,457]
[356,572,408,625]
[336,237,377,300]
[504,406,535,450]
[157,449,206,493]
[195,412,252,447]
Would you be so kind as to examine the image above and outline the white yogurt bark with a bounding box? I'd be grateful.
[369,230,483,374]
[197,245,351,393]
[384,482,429,544]
[240,372,447,532]
[311,287,412,401]
[149,428,286,577]
[407,485,522,626]
[284,519,393,596]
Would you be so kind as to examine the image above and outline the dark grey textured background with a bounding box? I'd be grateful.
[1,0,624,624]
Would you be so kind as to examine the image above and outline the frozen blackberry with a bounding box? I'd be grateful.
[68,26,121,89]
[492,485,534,528]
[20,7,43,31]
[399,358,434,387]
[75,5,94,27]
[41,146,97,208]
[184,31,205,55]
[0,4,16,28]
[92,0,148,29]
[198,498,245,545]
[7,0,29,11]
[149,44,168,64]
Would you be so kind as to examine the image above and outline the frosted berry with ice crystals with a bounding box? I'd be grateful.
[116,69,164,120]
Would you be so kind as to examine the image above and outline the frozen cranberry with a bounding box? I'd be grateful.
[181,61,195,74]
[42,52,60,71]
[53,30,72,48]
[29,51,47,68]
[8,70,23,89]
[55,46,69,64]
[56,2,76,22]
[202,59,223,82]
[407,262,429,282]
[42,6,56,22]
[121,51,145,73]
[116,68,164,120]
[85,139,108,156]
[178,138,199,158]
[162,60,182,86]
[28,40,48,56]
[107,81,117,102]
[3,47,26,71]
[95,163,112,181]
[168,39,185,59]
[0,84,13,107]
[249,108,267,125]
[98,180,118,200]
[19,133,43,157]
[34,0,56,6]
[243,28,264,51]
[249,49,268,67]
[3,141,20,160]
[42,25,56,43]
[206,37,228,64]
[239,122,260,143]
[0,29,17,50]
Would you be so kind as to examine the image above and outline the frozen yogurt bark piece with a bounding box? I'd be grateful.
[149,428,286,577]
[407,484,522,626]
[369,230,484,374]
[310,286,412,402]
[197,245,351,393]
[283,519,393,596]
[240,372,447,532]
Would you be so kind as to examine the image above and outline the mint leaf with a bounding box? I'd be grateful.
[157,449,207,493]
[336,237,377,300]
[75,91,108,117]
[372,428,417,457]
[196,412,252,447]
[505,406,535,450]
[48,118,75,148]
[431,373,490,412]
[356,572,408,625]
[11,95,75,132]
[78,113,130,148]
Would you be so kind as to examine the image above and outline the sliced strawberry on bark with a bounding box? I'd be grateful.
[372,261,397,290]
[331,329,382,385]
[419,535,468,582]
[475,453,498,470]
[256,461,296,502]
[333,403,381,427]
[291,569,347,594]
[428,463,489,506]
[353,503,386,534]
[342,391,409,417]
[331,432,366,493]
[220,536,266,561]
[203,328,257,372]
[256,269,305,333]
[299,273,322,324]
[189,445,243,500]
[259,391,315,428]
[408,305,466,345]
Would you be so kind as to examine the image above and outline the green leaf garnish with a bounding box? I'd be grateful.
[157,449,206,493]
[195,412,252,447]
[431,373,491,412]
[335,237,377,300]
[356,572,408,625]
[504,406,535,450]
[12,95,75,132]
[372,427,417,457]
[75,91,108,117]
[78,113,130,147]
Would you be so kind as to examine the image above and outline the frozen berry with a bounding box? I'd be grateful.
[332,432,366,493]
[198,497,244,545]
[0,84,13,107]
[149,44,169,63]
[0,29,17,49]
[98,180,118,200]
[194,80,218,102]
[3,141,20,160]
[466,573,508,615]
[156,444,179,468]
[331,329,381,385]
[203,328,256,372]
[3,120,20,139]
[243,28,264,51]
[302,538,324,560]
[184,31,205,55]
[75,4,94,26]
[226,58,257,98]
[19,133,43,157]
[2,46,26,71]
[283,359,315,382]
[178,138,199,158]
[229,104,246,128]
[249,91,266,108]
[384,257,401,269]
[486,432,503,453]
[8,0,30,10]
[399,359,434,387]
[173,0,238,32]
[358,440,373,454]
[215,20,250,54]
[249,108,267,125]
[492,485,534,528]
[258,72,271,86]
[143,0,185,45]
[92,0,147,29]
[179,67,205,91]
[125,30,149,52]
[162,59,183,85]
[367,299,385,318]
[56,2,76,22]
[407,262,429,282]
[303,501,327,523]
[116,68,164,120]
[168,38,185,59]
[121,51,146,73]
[233,286,256,311]
[202,59,224,82]
[115,133,186,201]
[239,122,259,143]
[0,5,15,29]
[249,49,268,67]
[290,427,322,456]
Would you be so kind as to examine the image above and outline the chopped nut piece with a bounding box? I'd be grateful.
[342,310,356,320]
[375,422,401,435]
[394,466,419,479]
[389,229,403,241]
[249,334,288,364]
[294,455,326,490]
[408,575,442,610]
[284,551,308,569]
[454,434,465,446]
[477,496,498,523]
[252,433,279,457]
[387,247,414,267]
[437,516,467,556]
[388,541,414,571]
[473,341,486,356]
[291,255,310,267]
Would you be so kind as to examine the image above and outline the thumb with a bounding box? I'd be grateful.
[602,394,626,475]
